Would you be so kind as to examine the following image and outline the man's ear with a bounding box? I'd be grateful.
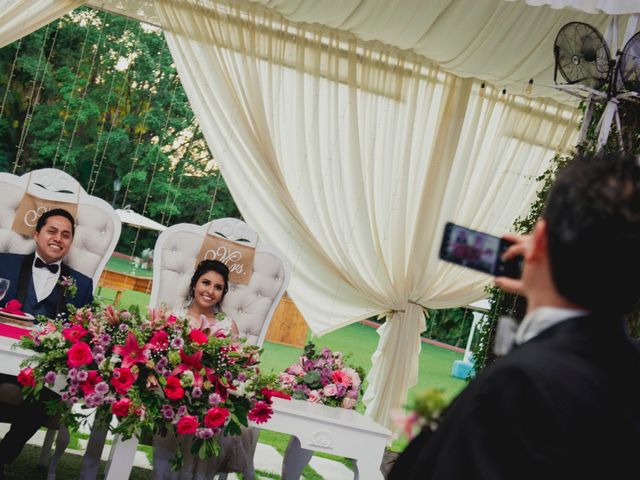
[528,219,548,261]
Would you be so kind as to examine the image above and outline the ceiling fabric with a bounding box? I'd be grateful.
[153,0,581,428]
[90,0,640,106]
[0,0,85,48]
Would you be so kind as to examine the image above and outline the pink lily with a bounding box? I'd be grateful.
[112,332,150,369]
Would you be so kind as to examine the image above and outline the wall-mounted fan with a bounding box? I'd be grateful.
[553,21,640,151]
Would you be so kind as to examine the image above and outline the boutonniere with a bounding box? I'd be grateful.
[58,276,77,299]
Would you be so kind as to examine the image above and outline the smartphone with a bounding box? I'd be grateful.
[439,222,522,279]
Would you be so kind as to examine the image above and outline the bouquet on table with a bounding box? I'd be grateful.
[16,304,283,466]
[278,342,365,409]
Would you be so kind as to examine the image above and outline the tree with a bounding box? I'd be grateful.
[0,8,240,255]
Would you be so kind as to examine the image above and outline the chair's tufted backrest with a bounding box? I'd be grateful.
[150,218,291,346]
[0,169,121,287]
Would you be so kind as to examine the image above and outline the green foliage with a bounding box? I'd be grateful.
[0,8,240,256]
[473,90,640,373]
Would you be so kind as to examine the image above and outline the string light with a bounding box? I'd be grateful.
[525,78,534,95]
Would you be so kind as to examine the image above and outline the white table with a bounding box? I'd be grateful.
[105,397,391,480]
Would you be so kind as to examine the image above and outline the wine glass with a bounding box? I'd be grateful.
[0,277,9,302]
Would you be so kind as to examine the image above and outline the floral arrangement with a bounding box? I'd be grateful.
[278,342,365,409]
[16,303,283,466]
[392,388,447,440]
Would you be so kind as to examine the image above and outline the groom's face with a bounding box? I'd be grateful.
[33,215,74,264]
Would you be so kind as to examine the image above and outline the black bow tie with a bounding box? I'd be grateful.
[34,258,59,274]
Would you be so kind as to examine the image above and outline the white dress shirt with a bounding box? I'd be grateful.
[514,306,590,346]
[32,253,62,302]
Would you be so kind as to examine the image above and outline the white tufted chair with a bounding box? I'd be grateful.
[149,218,291,479]
[0,168,121,478]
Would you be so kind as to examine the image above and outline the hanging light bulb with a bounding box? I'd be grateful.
[479,82,486,98]
[502,88,507,95]
[525,78,534,95]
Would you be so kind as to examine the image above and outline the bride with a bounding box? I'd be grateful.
[153,260,258,480]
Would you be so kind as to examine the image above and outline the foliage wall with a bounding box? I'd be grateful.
[0,8,240,256]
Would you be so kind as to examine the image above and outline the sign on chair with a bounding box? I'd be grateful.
[11,191,78,237]
[196,234,255,284]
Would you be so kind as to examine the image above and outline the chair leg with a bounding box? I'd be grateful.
[37,428,57,467]
[47,424,70,480]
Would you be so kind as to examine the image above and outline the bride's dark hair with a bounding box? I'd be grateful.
[186,259,230,305]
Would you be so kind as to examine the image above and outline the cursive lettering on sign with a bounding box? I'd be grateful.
[204,246,245,274]
[24,206,49,228]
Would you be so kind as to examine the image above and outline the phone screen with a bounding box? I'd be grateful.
[439,222,522,279]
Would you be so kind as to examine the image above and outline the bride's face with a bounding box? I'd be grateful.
[193,270,225,310]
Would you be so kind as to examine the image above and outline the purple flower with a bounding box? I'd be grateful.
[192,387,203,398]
[98,333,112,346]
[195,428,214,440]
[76,370,89,382]
[103,396,116,405]
[237,372,247,382]
[94,353,105,363]
[336,384,346,397]
[347,389,358,399]
[208,393,222,406]
[68,368,78,380]
[170,337,184,349]
[61,392,69,401]
[85,393,101,407]
[177,405,188,418]
[44,371,57,385]
[95,382,109,395]
[121,311,131,319]
[161,404,174,420]
[93,345,105,355]
[68,386,78,395]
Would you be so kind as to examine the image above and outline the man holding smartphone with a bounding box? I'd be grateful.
[390,151,640,479]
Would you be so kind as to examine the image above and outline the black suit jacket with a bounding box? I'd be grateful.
[0,252,93,317]
[390,314,640,480]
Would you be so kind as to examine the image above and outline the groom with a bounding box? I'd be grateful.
[0,208,93,475]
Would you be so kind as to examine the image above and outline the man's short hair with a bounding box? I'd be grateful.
[35,208,76,236]
[544,151,640,315]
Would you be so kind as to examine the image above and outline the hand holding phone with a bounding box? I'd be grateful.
[439,222,523,279]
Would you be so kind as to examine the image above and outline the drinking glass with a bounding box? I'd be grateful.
[0,278,9,302]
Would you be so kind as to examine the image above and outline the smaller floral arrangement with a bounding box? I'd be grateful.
[278,342,364,409]
[392,388,447,440]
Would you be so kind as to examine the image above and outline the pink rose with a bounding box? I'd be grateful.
[110,367,137,394]
[67,342,93,367]
[17,367,36,387]
[278,373,296,387]
[164,376,184,400]
[189,329,208,345]
[62,324,88,343]
[149,330,169,350]
[203,407,229,428]
[286,364,305,376]
[307,390,322,403]
[341,397,356,409]
[176,415,199,434]
[323,384,338,397]
[112,398,132,417]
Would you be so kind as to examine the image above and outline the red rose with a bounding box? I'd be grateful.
[80,370,103,396]
[17,367,36,387]
[164,376,184,400]
[62,324,88,343]
[189,329,208,345]
[176,415,199,435]
[67,342,93,367]
[203,407,230,428]
[110,367,137,394]
[260,388,292,403]
[167,314,177,324]
[149,330,169,350]
[111,398,132,417]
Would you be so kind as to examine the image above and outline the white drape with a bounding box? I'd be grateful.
[156,0,580,428]
[0,0,85,48]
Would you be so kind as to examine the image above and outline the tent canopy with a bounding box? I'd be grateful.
[115,208,167,231]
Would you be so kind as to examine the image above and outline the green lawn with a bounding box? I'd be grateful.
[105,255,154,278]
